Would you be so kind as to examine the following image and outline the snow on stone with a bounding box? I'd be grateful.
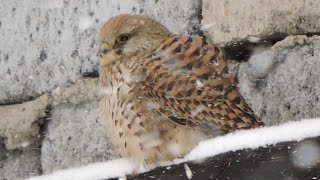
[29,118,320,180]
[167,143,182,157]
[142,139,162,149]
[291,141,320,169]
[96,87,113,96]
[247,36,261,43]
[20,141,31,148]
[191,105,205,116]
[196,80,204,89]
[78,16,94,31]
[42,0,64,9]
[182,118,320,162]
[201,23,215,30]
[140,131,162,149]
[28,159,136,180]
[248,48,274,77]
[152,50,168,59]
[184,163,193,179]
[146,102,162,110]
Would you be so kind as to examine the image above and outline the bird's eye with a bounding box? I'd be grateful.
[118,34,130,43]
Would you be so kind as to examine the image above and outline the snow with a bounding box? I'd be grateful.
[142,138,162,149]
[29,118,320,180]
[191,105,205,116]
[167,143,183,157]
[248,48,274,77]
[196,80,204,89]
[96,87,113,96]
[20,141,31,148]
[182,118,320,162]
[184,163,193,179]
[146,102,162,110]
[291,141,320,169]
[201,23,215,30]
[42,0,64,9]
[78,16,94,31]
[247,36,261,43]
[29,159,135,180]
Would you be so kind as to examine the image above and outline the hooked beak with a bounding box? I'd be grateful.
[99,42,114,57]
[102,42,114,49]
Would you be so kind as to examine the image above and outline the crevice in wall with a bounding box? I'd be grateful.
[0,95,42,106]
[188,0,203,36]
[223,33,286,62]
[36,105,53,175]
[224,32,320,61]
[0,137,6,163]
[80,67,99,78]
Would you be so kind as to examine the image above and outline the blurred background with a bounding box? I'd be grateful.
[0,0,320,179]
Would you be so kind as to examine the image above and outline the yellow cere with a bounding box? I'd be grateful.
[102,42,113,49]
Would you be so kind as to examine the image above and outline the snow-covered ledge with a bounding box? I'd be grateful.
[29,118,320,180]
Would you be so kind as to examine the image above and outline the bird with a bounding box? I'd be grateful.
[98,14,263,168]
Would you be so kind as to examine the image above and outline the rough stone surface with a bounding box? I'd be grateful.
[0,142,41,180]
[41,102,119,174]
[0,94,48,150]
[0,0,201,104]
[237,35,320,125]
[1,0,320,179]
[50,78,99,106]
[202,0,320,44]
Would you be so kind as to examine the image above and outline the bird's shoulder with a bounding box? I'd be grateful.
[135,35,263,133]
[139,35,237,100]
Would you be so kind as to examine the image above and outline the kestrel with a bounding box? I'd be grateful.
[99,14,263,167]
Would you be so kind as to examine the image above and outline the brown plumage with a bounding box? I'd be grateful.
[99,14,263,167]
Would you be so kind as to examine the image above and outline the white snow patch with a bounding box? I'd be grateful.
[42,0,64,9]
[201,23,215,30]
[28,159,134,180]
[142,139,162,149]
[146,102,162,110]
[78,16,94,31]
[20,141,31,148]
[196,80,204,89]
[96,87,113,96]
[130,75,143,82]
[248,48,274,77]
[140,131,162,149]
[118,176,127,180]
[291,141,320,169]
[167,143,182,157]
[191,105,205,117]
[29,118,320,180]
[247,36,261,43]
[182,118,320,162]
[152,50,168,59]
[184,163,193,179]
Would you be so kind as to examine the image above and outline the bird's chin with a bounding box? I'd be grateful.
[100,50,120,67]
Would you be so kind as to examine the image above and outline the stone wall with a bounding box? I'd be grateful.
[1,0,319,179]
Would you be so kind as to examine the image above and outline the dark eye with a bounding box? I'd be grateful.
[119,35,130,43]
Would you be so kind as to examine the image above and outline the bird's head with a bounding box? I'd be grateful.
[99,14,172,57]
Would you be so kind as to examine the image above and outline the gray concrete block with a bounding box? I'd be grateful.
[41,101,120,174]
[0,142,41,180]
[50,78,100,106]
[0,94,48,150]
[202,0,320,45]
[236,36,320,125]
[0,0,201,104]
